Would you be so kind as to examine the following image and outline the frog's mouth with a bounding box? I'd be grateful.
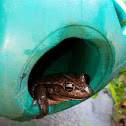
[48,86,91,100]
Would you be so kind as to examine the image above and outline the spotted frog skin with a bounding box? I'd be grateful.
[31,73,91,119]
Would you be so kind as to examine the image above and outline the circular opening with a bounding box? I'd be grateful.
[20,26,113,119]
[28,37,99,95]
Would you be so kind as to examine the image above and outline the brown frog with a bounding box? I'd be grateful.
[31,73,91,119]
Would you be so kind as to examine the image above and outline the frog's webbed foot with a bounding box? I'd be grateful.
[32,101,48,119]
[32,85,49,119]
[32,108,48,119]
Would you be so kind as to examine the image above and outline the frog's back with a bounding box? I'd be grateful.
[38,73,68,85]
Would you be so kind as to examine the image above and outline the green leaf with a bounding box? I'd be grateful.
[75,113,89,126]
[102,97,113,106]
[118,82,122,88]
[109,82,117,103]
[91,93,98,99]
[120,19,126,28]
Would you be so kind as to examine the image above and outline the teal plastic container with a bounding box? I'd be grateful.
[0,0,126,121]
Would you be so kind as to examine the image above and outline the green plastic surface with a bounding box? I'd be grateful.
[0,0,126,121]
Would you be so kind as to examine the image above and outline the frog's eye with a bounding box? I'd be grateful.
[64,82,75,92]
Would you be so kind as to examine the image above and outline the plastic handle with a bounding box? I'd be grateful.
[112,0,126,35]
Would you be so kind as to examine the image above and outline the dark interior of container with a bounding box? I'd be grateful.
[28,38,99,94]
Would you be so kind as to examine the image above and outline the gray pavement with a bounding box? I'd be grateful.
[0,90,114,126]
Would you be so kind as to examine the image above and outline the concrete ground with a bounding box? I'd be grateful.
[0,90,114,126]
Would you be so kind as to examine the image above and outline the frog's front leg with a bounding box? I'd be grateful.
[32,84,49,119]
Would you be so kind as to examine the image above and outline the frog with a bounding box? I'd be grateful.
[31,73,91,119]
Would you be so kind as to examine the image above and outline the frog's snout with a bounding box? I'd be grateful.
[84,87,91,94]
[80,86,91,97]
